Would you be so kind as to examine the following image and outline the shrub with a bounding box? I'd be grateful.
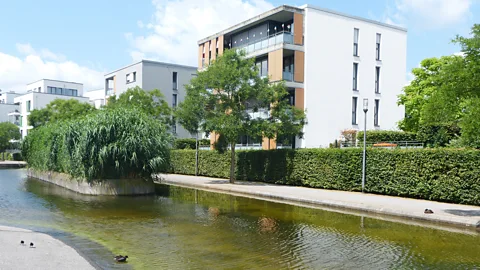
[22,108,172,181]
[417,124,460,148]
[174,138,210,149]
[357,130,417,143]
[168,148,480,206]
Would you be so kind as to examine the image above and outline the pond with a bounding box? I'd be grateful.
[0,169,479,269]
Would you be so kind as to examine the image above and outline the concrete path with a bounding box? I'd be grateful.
[0,226,94,270]
[0,161,27,169]
[157,174,480,230]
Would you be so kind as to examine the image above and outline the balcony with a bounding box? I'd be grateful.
[8,110,20,116]
[106,88,114,96]
[246,108,270,120]
[235,31,294,55]
[283,71,293,81]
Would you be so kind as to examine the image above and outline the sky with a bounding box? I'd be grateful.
[0,0,478,92]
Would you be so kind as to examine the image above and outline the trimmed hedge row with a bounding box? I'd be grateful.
[357,130,418,143]
[174,138,210,149]
[169,149,480,206]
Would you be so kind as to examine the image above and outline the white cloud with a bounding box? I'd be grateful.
[126,0,275,66]
[0,44,104,92]
[385,0,473,28]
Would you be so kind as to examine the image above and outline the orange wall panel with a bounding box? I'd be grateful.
[268,50,283,82]
[295,88,304,110]
[218,35,224,55]
[294,13,303,45]
[198,44,204,69]
[294,51,304,83]
[211,38,217,61]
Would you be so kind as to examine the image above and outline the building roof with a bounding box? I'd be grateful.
[198,4,407,44]
[27,79,83,85]
[104,59,197,77]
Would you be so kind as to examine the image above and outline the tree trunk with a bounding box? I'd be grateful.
[229,143,236,183]
[195,132,199,176]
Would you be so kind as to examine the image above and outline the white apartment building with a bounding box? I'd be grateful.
[104,60,198,139]
[84,88,105,109]
[198,4,407,149]
[13,79,89,138]
[0,91,21,124]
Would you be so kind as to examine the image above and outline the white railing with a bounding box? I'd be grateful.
[340,141,424,149]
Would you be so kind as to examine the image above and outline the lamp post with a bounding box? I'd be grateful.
[362,98,368,193]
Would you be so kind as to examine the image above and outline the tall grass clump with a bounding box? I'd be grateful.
[22,107,171,181]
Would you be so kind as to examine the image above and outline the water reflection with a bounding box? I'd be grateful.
[0,169,479,270]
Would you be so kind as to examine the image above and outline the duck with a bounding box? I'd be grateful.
[30,242,35,248]
[114,255,128,263]
[424,209,434,214]
[20,240,24,245]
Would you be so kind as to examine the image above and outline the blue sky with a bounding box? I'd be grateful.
[0,0,478,91]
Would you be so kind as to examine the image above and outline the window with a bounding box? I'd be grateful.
[255,58,268,77]
[171,120,177,134]
[353,63,358,91]
[26,100,31,112]
[38,87,41,92]
[375,67,380,93]
[374,99,380,126]
[126,72,136,83]
[376,33,381,60]
[352,97,358,125]
[173,72,178,90]
[172,94,177,108]
[56,88,63,95]
[353,28,359,56]
[73,89,78,96]
[65,89,73,96]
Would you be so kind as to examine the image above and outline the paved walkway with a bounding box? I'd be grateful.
[0,161,27,169]
[0,226,94,270]
[157,174,480,230]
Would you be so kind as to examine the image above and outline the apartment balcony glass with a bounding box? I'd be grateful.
[246,108,270,120]
[236,32,294,55]
[282,71,293,81]
[106,88,114,95]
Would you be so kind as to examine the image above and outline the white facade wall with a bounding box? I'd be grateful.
[14,92,90,138]
[301,6,406,148]
[0,92,21,104]
[104,61,198,139]
[27,79,84,96]
[0,104,19,123]
[84,89,105,109]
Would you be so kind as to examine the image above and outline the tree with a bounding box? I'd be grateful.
[28,99,96,127]
[106,86,172,125]
[0,122,20,160]
[174,83,207,176]
[397,56,462,133]
[187,49,306,183]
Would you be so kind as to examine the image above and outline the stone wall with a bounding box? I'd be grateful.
[27,169,155,196]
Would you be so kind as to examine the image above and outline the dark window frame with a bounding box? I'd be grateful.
[374,99,380,126]
[352,97,358,125]
[376,33,381,61]
[353,28,359,56]
[375,66,380,93]
[353,63,359,91]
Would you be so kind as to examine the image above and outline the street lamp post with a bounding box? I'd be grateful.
[362,98,368,193]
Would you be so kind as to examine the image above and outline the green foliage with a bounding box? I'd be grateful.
[106,86,172,125]
[169,148,480,206]
[22,108,172,181]
[187,49,306,181]
[0,122,21,152]
[173,138,210,149]
[174,83,206,134]
[417,124,460,148]
[28,99,96,127]
[357,131,418,143]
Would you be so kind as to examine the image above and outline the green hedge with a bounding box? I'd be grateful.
[174,138,210,149]
[169,149,480,206]
[22,108,171,180]
[357,130,418,143]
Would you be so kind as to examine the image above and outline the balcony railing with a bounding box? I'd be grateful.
[283,71,293,81]
[246,108,270,120]
[106,88,114,96]
[235,31,294,55]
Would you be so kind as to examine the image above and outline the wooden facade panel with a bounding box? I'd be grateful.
[205,42,210,66]
[262,137,276,150]
[294,13,303,45]
[210,38,217,61]
[294,51,304,83]
[198,44,204,69]
[268,49,283,82]
[295,88,304,110]
[218,35,224,55]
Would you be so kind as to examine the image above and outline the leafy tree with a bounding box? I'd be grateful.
[174,83,207,176]
[0,122,21,160]
[28,99,96,127]
[187,49,306,183]
[106,86,172,125]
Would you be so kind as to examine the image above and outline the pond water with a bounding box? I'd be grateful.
[0,169,479,269]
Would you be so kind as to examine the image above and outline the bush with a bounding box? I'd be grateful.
[22,108,171,181]
[174,138,210,149]
[417,124,460,148]
[169,148,480,206]
[357,130,417,143]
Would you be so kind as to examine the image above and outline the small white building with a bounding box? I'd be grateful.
[0,91,21,124]
[13,79,90,138]
[84,88,105,109]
